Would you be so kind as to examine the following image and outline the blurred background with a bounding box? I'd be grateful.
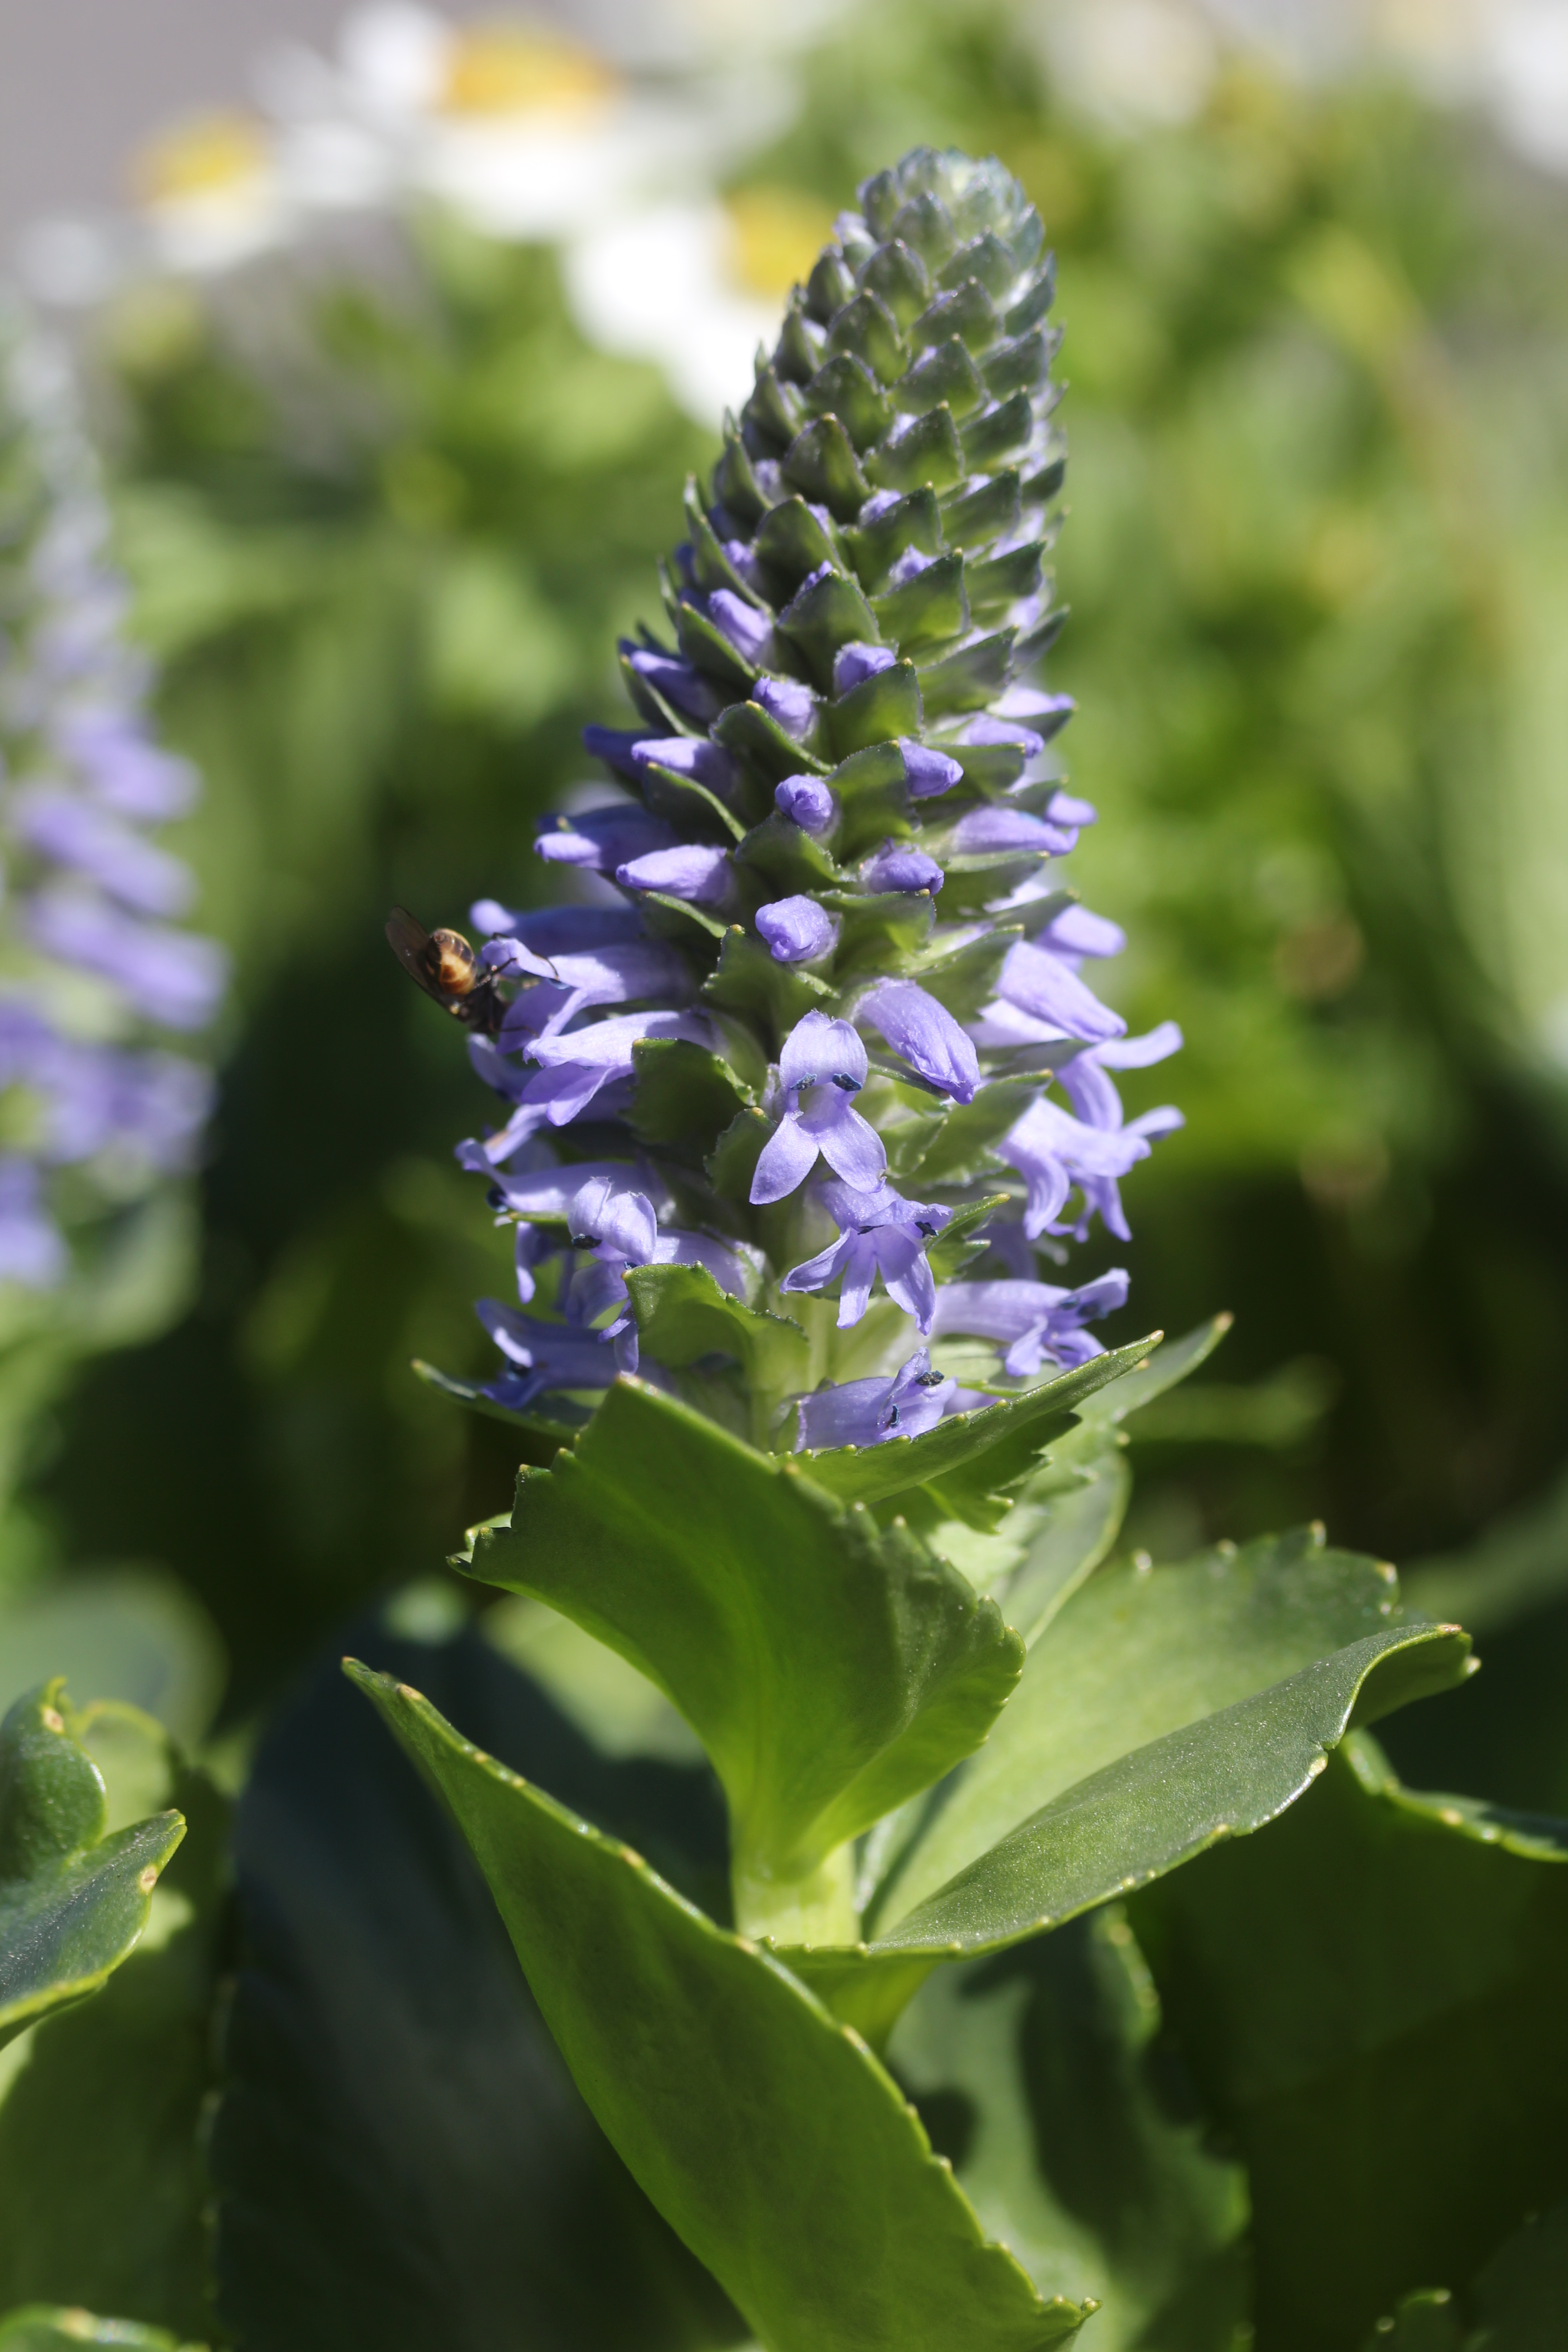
[1,0,1567,1811]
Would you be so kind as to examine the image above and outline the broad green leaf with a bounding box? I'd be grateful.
[1132,1735,1568,2352]
[1465,2200,1568,2348]
[1069,1315,1233,1431]
[781,1618,1469,2039]
[796,1336,1159,1511]
[624,1264,811,1410]
[885,1910,1248,2349]
[0,1684,184,2052]
[461,1378,1023,1911]
[870,1623,1467,1950]
[350,1664,1095,2352]
[215,1615,741,2352]
[879,1527,1436,1925]
[0,2310,199,2349]
[1359,2292,1463,2352]
[0,1707,224,2339]
[997,1451,1131,1648]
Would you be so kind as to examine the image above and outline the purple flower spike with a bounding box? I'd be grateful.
[536,804,675,872]
[931,1269,1131,1375]
[900,740,964,799]
[781,1179,952,1332]
[856,980,980,1104]
[616,843,735,907]
[751,1010,886,1204]
[794,1346,990,1451]
[994,938,1127,1046]
[862,842,944,896]
[470,904,646,954]
[12,787,195,918]
[753,676,817,740]
[472,1009,715,1167]
[27,888,228,1032]
[833,642,896,696]
[756,897,838,964]
[774,774,837,833]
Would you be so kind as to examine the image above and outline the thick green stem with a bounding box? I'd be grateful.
[732,1839,858,1948]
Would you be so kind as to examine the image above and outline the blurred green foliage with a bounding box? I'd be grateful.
[23,0,1568,1735]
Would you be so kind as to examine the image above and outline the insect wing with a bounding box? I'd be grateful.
[386,907,454,1006]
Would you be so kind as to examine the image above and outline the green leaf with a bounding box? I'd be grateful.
[631,1039,754,1156]
[775,568,880,691]
[459,1377,1023,1909]
[919,627,1017,716]
[0,2311,198,2350]
[349,1665,1094,2352]
[784,1616,1470,2043]
[998,1451,1132,1649]
[822,659,923,757]
[0,1684,184,2052]
[865,404,966,496]
[0,1708,225,2339]
[781,417,872,521]
[884,1910,1248,2348]
[214,1619,740,2352]
[795,1338,1158,1510]
[878,1526,1453,1926]
[624,1264,811,1408]
[1134,1737,1568,2352]
[701,926,832,1033]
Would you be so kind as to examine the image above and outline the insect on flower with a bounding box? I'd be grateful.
[386,906,511,1035]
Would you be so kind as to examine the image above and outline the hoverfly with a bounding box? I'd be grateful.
[386,906,509,1036]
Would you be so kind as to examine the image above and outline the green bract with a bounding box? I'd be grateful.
[0,1682,185,2053]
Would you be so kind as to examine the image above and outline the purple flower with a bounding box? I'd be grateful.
[616,843,735,908]
[562,1172,749,1371]
[862,842,944,896]
[856,980,980,1103]
[536,803,675,872]
[901,740,964,799]
[473,1300,620,1413]
[774,774,837,832]
[1040,902,1127,961]
[951,806,1075,857]
[781,1179,952,1332]
[751,1011,886,1204]
[1058,1022,1184,1132]
[469,1009,716,1167]
[54,711,198,822]
[999,1088,1182,1243]
[930,1270,1130,1375]
[833,641,896,695]
[469,903,646,953]
[753,676,817,740]
[491,940,693,1044]
[794,1345,991,1451]
[0,1156,66,1288]
[756,897,838,963]
[622,644,725,722]
[706,590,775,665]
[990,937,1126,1047]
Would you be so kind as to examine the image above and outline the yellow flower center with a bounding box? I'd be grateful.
[132,112,269,206]
[439,23,619,118]
[723,185,837,302]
